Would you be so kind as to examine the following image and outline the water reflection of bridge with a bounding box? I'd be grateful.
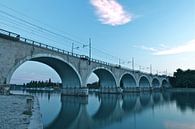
[45,92,171,129]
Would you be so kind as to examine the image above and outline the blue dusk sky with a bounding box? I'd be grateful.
[0,0,194,84]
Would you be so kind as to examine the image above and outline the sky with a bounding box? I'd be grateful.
[0,0,194,84]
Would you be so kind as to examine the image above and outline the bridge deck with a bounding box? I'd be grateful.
[0,28,166,78]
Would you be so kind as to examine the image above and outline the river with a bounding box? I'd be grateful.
[10,89,195,129]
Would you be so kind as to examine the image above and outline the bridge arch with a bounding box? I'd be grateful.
[87,67,117,88]
[162,79,169,88]
[7,54,82,88]
[119,72,137,88]
[152,78,160,87]
[139,75,150,87]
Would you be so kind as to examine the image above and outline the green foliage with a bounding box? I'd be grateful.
[170,69,195,88]
[87,82,100,89]
[24,78,62,88]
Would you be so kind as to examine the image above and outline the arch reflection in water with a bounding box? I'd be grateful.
[35,91,61,128]
[139,93,152,107]
[92,94,119,120]
[45,96,88,129]
[122,93,138,113]
[12,89,195,129]
[45,92,171,129]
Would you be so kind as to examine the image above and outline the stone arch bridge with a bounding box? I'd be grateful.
[0,29,170,96]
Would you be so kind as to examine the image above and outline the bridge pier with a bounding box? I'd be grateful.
[123,87,140,92]
[153,87,162,91]
[140,87,152,92]
[98,87,122,94]
[0,84,10,95]
[61,87,88,96]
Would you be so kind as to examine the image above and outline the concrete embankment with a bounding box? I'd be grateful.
[0,95,43,129]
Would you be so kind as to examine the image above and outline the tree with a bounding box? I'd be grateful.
[170,69,195,88]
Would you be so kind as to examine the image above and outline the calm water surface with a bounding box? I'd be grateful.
[11,89,195,129]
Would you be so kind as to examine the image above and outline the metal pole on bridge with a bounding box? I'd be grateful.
[132,57,134,72]
[89,38,92,59]
[88,38,92,65]
[150,64,152,74]
[72,42,74,55]
[119,58,121,66]
[165,69,167,76]
[71,43,79,55]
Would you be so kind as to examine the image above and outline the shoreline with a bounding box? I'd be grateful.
[28,96,43,129]
[167,88,195,92]
[0,94,43,129]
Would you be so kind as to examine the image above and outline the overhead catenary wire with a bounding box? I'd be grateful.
[0,10,86,46]
[0,18,72,49]
[0,5,124,60]
[0,8,122,63]
[0,4,165,75]
[0,2,87,43]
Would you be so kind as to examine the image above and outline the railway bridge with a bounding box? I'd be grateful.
[0,29,170,96]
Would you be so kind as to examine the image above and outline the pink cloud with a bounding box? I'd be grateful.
[90,0,132,26]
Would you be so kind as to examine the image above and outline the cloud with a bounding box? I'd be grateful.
[134,45,159,54]
[90,0,132,26]
[159,43,168,49]
[135,45,158,52]
[135,39,195,56]
[154,40,195,55]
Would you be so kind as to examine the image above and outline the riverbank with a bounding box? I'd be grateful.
[0,95,43,129]
[168,88,195,92]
